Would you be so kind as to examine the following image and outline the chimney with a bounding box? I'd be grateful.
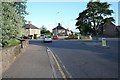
[28,21,32,24]
[58,23,62,26]
[58,23,61,26]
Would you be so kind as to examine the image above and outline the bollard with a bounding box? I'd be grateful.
[102,38,106,46]
[78,35,79,39]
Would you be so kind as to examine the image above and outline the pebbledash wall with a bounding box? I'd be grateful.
[1,40,29,73]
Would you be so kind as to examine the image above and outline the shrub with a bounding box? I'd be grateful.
[65,35,78,39]
[28,35,33,39]
[7,38,20,47]
[34,34,37,39]
[80,35,91,40]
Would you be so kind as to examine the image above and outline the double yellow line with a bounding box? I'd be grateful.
[48,47,67,80]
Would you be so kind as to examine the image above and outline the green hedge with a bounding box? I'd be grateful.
[65,35,78,40]
[7,38,20,47]
[80,35,91,40]
[65,35,92,40]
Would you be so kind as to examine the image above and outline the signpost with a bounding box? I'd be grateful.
[102,38,106,46]
[78,34,79,39]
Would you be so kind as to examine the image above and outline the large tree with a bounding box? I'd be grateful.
[40,26,47,34]
[76,1,115,37]
[76,10,92,35]
[1,1,28,47]
[40,26,52,35]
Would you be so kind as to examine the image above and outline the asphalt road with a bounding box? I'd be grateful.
[29,39,119,78]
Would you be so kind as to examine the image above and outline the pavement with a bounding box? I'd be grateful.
[2,44,54,78]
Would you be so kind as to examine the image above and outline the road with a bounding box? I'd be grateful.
[29,39,118,78]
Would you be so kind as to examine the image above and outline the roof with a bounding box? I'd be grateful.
[99,23,116,27]
[116,26,120,32]
[24,24,39,29]
[52,25,65,30]
[116,25,120,27]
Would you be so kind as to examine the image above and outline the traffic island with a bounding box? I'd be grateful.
[83,40,110,49]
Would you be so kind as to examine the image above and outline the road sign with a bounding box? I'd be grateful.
[102,38,106,46]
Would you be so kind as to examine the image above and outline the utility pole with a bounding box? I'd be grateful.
[118,1,120,25]
[56,12,60,36]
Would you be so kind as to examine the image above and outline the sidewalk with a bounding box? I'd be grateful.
[2,45,53,78]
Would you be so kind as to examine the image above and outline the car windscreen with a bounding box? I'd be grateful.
[45,36,51,38]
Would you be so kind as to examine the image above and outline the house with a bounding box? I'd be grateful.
[100,23,118,37]
[52,23,72,36]
[22,21,40,37]
[116,25,120,37]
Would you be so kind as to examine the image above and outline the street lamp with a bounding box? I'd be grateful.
[56,26,57,35]
[55,12,60,36]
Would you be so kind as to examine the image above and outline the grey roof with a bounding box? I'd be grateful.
[24,24,39,29]
[116,25,120,27]
[116,26,120,32]
[100,23,116,27]
[52,25,65,30]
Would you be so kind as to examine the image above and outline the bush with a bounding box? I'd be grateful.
[65,35,78,40]
[7,38,20,47]
[65,35,92,40]
[80,35,91,40]
[28,35,33,39]
[34,34,37,39]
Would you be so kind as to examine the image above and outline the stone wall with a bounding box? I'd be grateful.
[0,48,2,79]
[20,39,29,48]
[1,40,29,73]
[2,44,21,73]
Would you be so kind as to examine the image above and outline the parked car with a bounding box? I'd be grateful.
[53,35,58,40]
[40,34,45,39]
[43,36,52,43]
[23,36,31,39]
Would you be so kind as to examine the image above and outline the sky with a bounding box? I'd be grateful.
[25,0,119,32]
[118,1,120,25]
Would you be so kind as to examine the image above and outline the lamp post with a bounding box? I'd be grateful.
[55,12,60,36]
[56,26,57,35]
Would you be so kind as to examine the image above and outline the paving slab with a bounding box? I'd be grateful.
[2,45,53,78]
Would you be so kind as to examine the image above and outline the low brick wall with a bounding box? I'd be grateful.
[1,39,29,73]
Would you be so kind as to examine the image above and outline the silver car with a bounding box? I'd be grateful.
[43,36,52,43]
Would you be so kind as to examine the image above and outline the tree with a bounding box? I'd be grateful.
[1,1,28,47]
[40,26,52,35]
[76,1,115,37]
[76,10,92,35]
[40,26,47,34]
[46,30,52,35]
